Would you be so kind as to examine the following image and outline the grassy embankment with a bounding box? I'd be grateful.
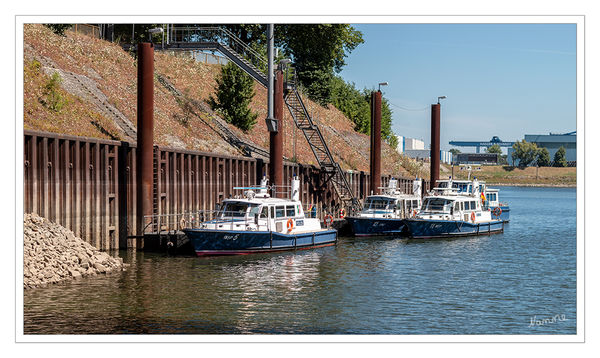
[449,165,576,187]
[23,24,412,177]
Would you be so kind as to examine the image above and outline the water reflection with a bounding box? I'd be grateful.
[23,187,577,335]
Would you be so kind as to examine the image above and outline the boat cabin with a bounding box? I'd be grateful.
[418,195,489,222]
[436,179,486,194]
[359,195,421,219]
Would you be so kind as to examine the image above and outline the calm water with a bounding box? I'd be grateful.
[23,186,577,335]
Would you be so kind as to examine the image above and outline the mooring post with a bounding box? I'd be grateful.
[269,69,284,197]
[370,90,382,195]
[430,103,441,190]
[136,42,154,243]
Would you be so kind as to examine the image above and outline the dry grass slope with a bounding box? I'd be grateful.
[23,24,411,176]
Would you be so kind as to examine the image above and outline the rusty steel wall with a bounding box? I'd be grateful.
[23,130,428,250]
[24,131,122,251]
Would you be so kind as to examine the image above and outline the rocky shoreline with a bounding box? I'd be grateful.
[23,213,128,290]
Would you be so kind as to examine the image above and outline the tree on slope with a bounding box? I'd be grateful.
[208,62,257,132]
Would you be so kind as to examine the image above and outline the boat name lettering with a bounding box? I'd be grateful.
[223,234,240,241]
[296,220,304,226]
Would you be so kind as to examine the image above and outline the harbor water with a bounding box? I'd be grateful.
[23,186,577,335]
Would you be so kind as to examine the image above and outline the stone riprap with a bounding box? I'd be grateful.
[23,213,127,289]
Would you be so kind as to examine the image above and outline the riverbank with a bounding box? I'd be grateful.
[487,183,576,188]
[450,165,576,187]
[23,213,127,289]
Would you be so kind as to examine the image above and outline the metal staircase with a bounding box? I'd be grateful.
[169,26,360,211]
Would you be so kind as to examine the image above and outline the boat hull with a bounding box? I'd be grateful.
[404,218,504,239]
[345,216,408,237]
[183,228,337,256]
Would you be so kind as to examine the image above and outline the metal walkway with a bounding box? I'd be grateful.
[167,26,359,211]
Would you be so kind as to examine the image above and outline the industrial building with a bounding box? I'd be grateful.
[508,131,576,166]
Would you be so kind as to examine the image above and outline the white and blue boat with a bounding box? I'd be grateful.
[435,178,510,222]
[345,178,422,237]
[404,179,504,239]
[182,177,337,256]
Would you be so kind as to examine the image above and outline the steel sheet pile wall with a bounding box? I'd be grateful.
[24,130,426,250]
[24,131,122,251]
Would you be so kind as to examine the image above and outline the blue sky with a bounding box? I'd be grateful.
[339,23,576,152]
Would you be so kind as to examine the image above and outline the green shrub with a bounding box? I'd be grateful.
[208,62,257,132]
[41,72,68,112]
[44,24,71,36]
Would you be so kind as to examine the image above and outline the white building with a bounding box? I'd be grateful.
[395,136,425,153]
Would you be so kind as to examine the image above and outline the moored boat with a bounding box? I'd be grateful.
[345,178,422,236]
[183,177,337,256]
[404,179,504,239]
[435,178,510,222]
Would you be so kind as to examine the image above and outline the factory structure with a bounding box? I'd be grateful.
[395,135,453,164]
[446,132,576,166]
[508,131,577,166]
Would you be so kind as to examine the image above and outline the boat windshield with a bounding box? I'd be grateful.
[365,197,395,210]
[437,181,450,188]
[452,183,470,193]
[220,202,260,218]
[422,198,452,212]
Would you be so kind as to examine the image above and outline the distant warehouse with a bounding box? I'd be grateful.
[508,131,576,166]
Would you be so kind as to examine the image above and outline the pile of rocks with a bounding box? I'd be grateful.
[23,213,127,289]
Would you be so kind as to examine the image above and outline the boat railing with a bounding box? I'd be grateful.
[143,210,261,234]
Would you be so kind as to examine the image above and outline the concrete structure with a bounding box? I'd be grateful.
[508,131,576,166]
[404,149,453,164]
[394,136,424,153]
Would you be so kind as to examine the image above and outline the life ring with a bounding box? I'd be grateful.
[324,214,333,226]
[492,207,502,217]
[339,208,346,219]
[286,218,294,232]
[470,212,476,222]
[412,209,417,218]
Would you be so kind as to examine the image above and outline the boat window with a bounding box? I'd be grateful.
[460,202,464,211]
[220,202,258,218]
[286,205,295,217]
[470,201,476,210]
[412,200,419,208]
[454,202,460,212]
[367,198,391,210]
[423,198,451,212]
[249,204,261,217]
[260,206,268,218]
[275,206,285,218]
[438,181,449,188]
[270,206,274,219]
